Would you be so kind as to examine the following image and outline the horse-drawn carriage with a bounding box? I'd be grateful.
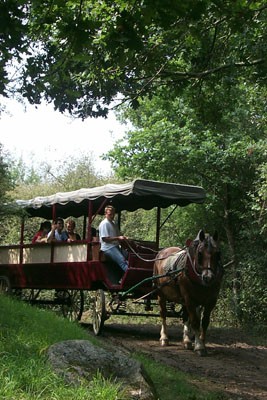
[0,179,222,354]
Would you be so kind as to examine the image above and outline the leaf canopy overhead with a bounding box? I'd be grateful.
[1,0,266,118]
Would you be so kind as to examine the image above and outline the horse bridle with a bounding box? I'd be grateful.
[189,236,221,276]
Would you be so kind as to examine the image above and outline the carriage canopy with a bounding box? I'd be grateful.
[15,179,206,219]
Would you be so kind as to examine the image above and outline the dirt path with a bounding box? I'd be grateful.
[89,322,267,400]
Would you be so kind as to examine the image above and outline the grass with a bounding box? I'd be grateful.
[0,294,226,400]
[0,295,125,400]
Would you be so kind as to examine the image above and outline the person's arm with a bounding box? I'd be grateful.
[102,235,128,243]
[35,236,47,243]
[99,220,128,244]
[46,222,57,243]
[31,232,40,244]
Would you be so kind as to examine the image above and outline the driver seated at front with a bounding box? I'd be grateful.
[98,205,129,273]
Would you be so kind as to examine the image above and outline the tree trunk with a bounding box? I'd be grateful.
[223,189,242,322]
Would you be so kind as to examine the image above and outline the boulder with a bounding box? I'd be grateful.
[47,340,156,400]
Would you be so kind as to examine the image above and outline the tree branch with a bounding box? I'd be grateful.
[163,58,265,80]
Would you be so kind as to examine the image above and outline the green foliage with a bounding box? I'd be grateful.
[236,222,267,325]
[120,203,212,249]
[0,146,12,195]
[251,156,267,234]
[1,1,266,118]
[107,84,266,241]
[0,145,15,218]
[50,154,105,191]
[239,265,267,325]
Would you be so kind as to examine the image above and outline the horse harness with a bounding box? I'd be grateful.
[157,240,223,287]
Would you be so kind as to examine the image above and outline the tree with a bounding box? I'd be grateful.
[50,154,107,191]
[0,1,266,118]
[0,145,14,215]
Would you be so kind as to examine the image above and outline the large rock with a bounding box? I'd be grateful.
[47,340,156,400]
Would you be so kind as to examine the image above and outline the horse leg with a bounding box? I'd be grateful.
[187,304,207,356]
[182,307,193,350]
[199,303,215,348]
[183,320,194,350]
[159,297,169,346]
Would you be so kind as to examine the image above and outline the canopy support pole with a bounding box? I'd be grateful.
[156,207,161,249]
[87,200,93,242]
[160,205,178,230]
[19,216,25,263]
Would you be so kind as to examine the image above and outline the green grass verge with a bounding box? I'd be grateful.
[0,295,125,400]
[0,294,227,400]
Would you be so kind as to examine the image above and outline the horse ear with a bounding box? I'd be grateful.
[199,230,205,242]
[213,230,219,241]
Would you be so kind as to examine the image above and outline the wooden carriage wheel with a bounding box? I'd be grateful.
[0,276,11,295]
[92,289,106,335]
[61,290,84,321]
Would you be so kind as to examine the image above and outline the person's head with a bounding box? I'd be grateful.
[55,217,64,232]
[66,219,75,233]
[39,220,51,232]
[104,205,115,220]
[42,220,51,233]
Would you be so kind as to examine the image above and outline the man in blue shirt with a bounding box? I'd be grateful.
[47,217,68,242]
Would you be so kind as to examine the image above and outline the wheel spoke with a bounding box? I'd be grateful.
[92,289,106,335]
[61,290,84,321]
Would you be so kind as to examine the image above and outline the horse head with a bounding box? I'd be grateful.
[191,229,221,286]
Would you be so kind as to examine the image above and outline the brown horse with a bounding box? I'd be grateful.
[153,230,223,356]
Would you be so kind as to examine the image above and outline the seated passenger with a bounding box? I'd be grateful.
[98,205,129,273]
[66,219,81,242]
[32,221,51,243]
[91,226,97,237]
[47,217,68,242]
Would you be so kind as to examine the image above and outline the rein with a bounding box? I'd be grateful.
[121,264,185,301]
[124,238,183,262]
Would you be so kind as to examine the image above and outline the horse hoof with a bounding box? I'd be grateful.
[195,348,207,357]
[160,339,169,346]
[184,342,193,350]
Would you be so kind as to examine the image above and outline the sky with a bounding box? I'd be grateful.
[0,98,127,175]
